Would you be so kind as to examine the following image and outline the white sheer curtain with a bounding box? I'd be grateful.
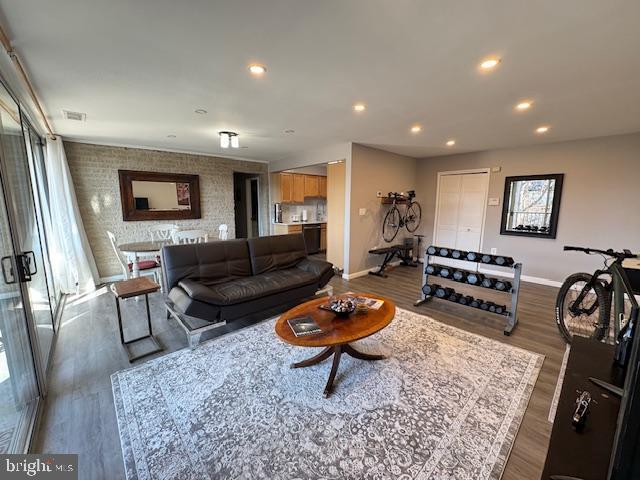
[45,136,98,293]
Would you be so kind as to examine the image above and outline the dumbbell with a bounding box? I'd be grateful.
[452,270,467,282]
[480,300,491,310]
[488,303,498,313]
[466,272,484,285]
[466,251,479,262]
[495,280,512,291]
[494,304,507,315]
[470,298,481,308]
[480,254,494,264]
[439,247,451,257]
[425,264,436,275]
[448,292,462,303]
[458,295,474,305]
[481,277,496,289]
[438,266,452,278]
[495,256,514,266]
[427,245,437,255]
[422,283,441,296]
[435,286,455,298]
[451,249,467,260]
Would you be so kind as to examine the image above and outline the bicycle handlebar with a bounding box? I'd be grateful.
[564,245,637,259]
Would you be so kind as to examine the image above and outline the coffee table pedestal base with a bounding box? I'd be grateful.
[291,344,385,397]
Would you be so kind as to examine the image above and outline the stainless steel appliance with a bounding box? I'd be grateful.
[274,203,283,223]
[302,223,321,254]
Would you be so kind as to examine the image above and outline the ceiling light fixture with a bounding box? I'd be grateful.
[195,109,208,114]
[248,64,267,76]
[479,57,501,70]
[328,160,343,165]
[219,131,239,148]
[535,125,550,134]
[284,129,295,134]
[515,101,533,111]
[411,125,422,133]
[167,134,176,138]
[446,139,456,146]
[353,103,366,112]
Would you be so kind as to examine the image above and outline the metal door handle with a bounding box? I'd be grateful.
[16,252,36,282]
[23,251,37,275]
[1,256,16,284]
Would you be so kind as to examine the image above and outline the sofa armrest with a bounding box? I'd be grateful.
[296,258,334,284]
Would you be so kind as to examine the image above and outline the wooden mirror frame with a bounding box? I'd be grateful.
[500,173,564,239]
[118,170,201,221]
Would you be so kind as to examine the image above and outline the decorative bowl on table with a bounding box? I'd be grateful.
[328,296,357,317]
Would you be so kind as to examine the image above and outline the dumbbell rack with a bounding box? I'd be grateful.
[414,246,523,335]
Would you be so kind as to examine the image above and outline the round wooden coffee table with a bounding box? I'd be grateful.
[275,293,395,397]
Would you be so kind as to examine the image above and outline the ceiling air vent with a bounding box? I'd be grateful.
[62,110,86,121]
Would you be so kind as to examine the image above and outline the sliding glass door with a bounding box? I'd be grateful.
[0,89,41,452]
[0,80,56,452]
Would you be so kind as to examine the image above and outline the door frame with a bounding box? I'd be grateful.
[432,168,491,253]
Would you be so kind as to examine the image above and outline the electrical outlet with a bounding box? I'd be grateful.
[359,208,367,216]
[376,191,383,198]
[490,248,497,255]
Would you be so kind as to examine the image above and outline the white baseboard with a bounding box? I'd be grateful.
[342,261,403,280]
[478,267,563,288]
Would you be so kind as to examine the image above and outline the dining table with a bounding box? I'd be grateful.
[118,240,173,277]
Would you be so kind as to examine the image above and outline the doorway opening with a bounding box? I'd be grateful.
[234,172,260,238]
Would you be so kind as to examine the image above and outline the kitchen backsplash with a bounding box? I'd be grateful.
[280,199,327,222]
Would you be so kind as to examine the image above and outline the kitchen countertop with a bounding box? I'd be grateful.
[273,221,327,226]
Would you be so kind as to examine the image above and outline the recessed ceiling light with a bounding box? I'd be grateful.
[284,129,295,134]
[195,109,207,114]
[479,57,501,70]
[353,103,366,112]
[536,125,550,134]
[167,134,176,138]
[446,139,456,146]
[515,101,533,111]
[248,64,267,75]
[410,125,422,133]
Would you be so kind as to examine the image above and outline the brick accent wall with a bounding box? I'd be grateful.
[64,141,269,279]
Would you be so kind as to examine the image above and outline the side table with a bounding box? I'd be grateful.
[111,277,163,362]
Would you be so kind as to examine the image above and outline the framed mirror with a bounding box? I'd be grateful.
[118,170,201,221]
[500,173,564,239]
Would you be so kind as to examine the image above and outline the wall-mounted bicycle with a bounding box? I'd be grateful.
[382,190,421,242]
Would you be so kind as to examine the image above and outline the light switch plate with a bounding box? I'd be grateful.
[359,208,367,216]
[488,197,500,206]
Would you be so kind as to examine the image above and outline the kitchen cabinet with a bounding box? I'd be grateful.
[280,173,293,203]
[304,175,319,197]
[279,173,327,202]
[320,223,327,251]
[319,176,327,198]
[292,174,305,203]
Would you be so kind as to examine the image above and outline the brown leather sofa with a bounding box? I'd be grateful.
[161,233,334,347]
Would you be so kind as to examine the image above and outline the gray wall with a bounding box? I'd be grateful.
[65,141,268,278]
[349,144,417,274]
[416,132,640,283]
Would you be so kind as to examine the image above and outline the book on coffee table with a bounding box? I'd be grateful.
[354,296,384,310]
[287,316,322,337]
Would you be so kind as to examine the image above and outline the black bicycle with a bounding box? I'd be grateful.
[382,190,422,243]
[556,246,638,344]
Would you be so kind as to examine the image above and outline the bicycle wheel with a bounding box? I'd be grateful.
[555,273,610,344]
[405,201,422,233]
[382,206,401,243]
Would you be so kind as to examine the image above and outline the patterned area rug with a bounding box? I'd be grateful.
[112,308,543,480]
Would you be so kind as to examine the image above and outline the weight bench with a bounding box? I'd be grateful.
[368,244,417,278]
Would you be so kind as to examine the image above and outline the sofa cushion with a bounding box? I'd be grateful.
[247,233,307,275]
[179,267,317,306]
[161,239,251,291]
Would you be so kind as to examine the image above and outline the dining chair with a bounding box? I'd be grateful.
[106,231,160,282]
[174,230,209,244]
[218,224,229,240]
[149,224,179,242]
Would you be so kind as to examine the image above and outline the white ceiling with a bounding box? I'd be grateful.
[1,0,639,162]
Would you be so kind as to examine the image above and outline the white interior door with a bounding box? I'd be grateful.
[434,171,489,267]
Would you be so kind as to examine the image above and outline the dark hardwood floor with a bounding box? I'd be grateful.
[33,265,565,479]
